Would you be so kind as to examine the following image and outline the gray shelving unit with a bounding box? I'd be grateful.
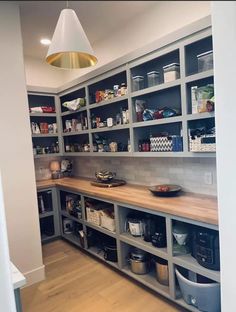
[56,27,214,157]
[37,187,60,243]
[54,186,220,312]
[28,91,63,158]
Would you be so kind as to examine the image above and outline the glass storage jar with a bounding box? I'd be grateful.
[197,50,213,72]
[163,63,180,83]
[147,71,160,87]
[132,75,144,91]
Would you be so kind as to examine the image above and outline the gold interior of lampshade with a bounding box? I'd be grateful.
[46,51,98,69]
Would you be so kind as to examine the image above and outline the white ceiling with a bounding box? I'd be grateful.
[19,1,157,59]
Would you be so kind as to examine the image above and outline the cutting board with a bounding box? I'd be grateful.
[91,179,126,188]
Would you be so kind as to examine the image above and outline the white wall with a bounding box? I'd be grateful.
[24,1,211,88]
[211,2,236,311]
[24,55,65,88]
[0,2,44,286]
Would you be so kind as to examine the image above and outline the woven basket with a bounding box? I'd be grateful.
[189,134,216,152]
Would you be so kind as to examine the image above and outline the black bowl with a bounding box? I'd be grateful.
[149,184,182,197]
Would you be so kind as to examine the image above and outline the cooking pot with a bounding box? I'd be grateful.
[130,258,150,275]
[104,244,118,262]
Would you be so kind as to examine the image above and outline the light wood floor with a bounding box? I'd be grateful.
[21,240,185,312]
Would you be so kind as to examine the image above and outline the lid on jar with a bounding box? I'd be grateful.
[132,75,144,80]
[163,63,180,69]
[147,71,159,75]
[197,50,213,58]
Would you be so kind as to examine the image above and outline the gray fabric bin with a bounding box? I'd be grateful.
[175,268,220,312]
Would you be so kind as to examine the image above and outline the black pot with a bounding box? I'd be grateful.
[104,244,118,262]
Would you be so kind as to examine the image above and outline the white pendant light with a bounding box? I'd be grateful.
[46,5,97,69]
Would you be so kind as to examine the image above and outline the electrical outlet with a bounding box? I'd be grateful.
[204,172,213,185]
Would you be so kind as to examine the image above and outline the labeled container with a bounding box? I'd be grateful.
[155,257,169,286]
[175,268,220,312]
[197,50,213,72]
[132,75,144,91]
[147,71,160,87]
[163,63,180,83]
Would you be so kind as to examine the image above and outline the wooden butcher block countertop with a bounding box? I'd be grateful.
[36,177,218,225]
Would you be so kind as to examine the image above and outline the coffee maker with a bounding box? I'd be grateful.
[172,222,190,255]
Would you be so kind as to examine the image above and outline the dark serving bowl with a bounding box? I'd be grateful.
[149,184,182,197]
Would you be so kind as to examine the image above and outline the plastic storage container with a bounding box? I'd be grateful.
[132,75,144,91]
[163,63,180,83]
[197,50,213,72]
[147,71,160,87]
[175,268,220,312]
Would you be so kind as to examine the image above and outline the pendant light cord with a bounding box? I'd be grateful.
[66,1,69,8]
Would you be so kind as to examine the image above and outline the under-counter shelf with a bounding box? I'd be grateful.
[61,210,83,224]
[84,220,116,238]
[86,246,119,270]
[122,266,170,298]
[61,232,83,248]
[39,211,54,219]
[173,254,220,283]
[119,232,168,259]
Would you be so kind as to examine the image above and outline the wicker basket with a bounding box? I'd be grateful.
[86,207,102,226]
[189,134,216,152]
[100,213,116,232]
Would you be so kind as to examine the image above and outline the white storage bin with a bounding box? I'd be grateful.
[163,63,180,83]
[197,50,213,72]
[176,268,220,312]
[86,207,101,226]
[189,134,216,152]
[100,214,116,232]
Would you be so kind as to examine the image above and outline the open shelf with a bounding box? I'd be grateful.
[62,130,89,136]
[30,113,57,117]
[61,106,87,116]
[90,124,130,133]
[89,94,128,108]
[39,211,54,219]
[86,246,119,270]
[173,254,220,283]
[61,232,82,248]
[32,133,58,138]
[122,266,170,298]
[84,220,116,238]
[132,116,183,128]
[120,232,168,259]
[61,210,83,224]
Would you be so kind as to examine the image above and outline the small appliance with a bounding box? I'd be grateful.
[63,218,73,234]
[155,257,169,286]
[103,244,118,262]
[151,229,167,248]
[192,228,220,271]
[172,222,190,255]
[127,218,144,237]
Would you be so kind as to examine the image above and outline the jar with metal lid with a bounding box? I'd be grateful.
[147,71,160,87]
[132,75,144,91]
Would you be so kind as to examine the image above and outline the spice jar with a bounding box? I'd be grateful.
[120,83,127,96]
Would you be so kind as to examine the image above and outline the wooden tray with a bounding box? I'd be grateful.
[91,179,126,188]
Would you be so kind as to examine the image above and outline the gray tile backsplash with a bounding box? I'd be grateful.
[35,156,217,196]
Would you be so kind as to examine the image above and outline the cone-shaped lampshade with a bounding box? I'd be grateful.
[46,8,97,69]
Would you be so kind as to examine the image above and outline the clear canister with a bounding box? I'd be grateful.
[147,71,160,87]
[132,75,144,91]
